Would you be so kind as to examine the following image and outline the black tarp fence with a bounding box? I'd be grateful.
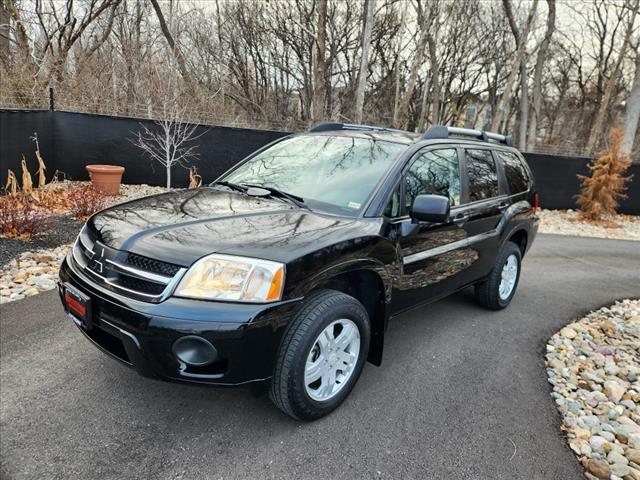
[1,109,639,214]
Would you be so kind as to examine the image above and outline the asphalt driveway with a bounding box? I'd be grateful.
[1,234,639,480]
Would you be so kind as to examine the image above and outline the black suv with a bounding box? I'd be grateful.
[59,124,539,420]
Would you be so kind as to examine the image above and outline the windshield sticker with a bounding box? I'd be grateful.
[348,202,361,209]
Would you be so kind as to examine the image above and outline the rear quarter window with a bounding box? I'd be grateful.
[496,151,532,194]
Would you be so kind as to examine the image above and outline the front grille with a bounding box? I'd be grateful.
[118,275,166,296]
[72,231,184,302]
[126,253,181,277]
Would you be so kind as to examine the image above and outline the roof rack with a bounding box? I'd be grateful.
[309,122,409,135]
[422,125,513,147]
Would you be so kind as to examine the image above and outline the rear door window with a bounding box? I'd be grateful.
[496,151,531,194]
[464,149,499,202]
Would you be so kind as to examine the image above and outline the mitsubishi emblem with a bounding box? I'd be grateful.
[90,247,105,274]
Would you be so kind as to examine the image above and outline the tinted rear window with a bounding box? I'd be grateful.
[496,151,531,194]
[465,149,499,202]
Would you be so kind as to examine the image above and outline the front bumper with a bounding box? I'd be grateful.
[59,256,301,385]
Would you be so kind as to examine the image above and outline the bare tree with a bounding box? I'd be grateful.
[132,117,201,188]
[426,29,440,125]
[2,0,639,157]
[149,0,194,94]
[527,0,556,151]
[131,73,202,188]
[0,0,9,62]
[586,0,639,154]
[394,1,434,128]
[313,0,328,123]
[353,0,375,123]
[622,41,640,159]
[491,0,539,133]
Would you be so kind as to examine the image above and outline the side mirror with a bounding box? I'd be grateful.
[410,194,450,223]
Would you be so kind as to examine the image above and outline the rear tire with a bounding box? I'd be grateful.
[269,289,370,421]
[474,241,522,310]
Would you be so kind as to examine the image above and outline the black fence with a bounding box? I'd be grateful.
[1,109,639,214]
[1,110,287,188]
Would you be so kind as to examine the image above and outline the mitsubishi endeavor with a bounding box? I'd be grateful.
[59,124,539,420]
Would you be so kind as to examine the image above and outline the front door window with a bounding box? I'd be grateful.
[404,149,461,213]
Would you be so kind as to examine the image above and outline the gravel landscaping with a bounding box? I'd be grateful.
[538,209,640,241]
[0,214,82,266]
[0,183,167,304]
[546,299,640,480]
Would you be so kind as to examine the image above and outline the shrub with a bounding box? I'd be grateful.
[66,185,111,220]
[576,125,633,221]
[0,194,49,238]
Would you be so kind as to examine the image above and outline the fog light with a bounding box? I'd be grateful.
[172,336,218,367]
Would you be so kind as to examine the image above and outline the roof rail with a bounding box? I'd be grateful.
[422,125,513,147]
[309,122,409,134]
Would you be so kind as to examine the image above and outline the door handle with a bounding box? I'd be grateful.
[452,212,469,226]
[498,201,509,211]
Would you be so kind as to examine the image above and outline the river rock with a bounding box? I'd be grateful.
[605,380,628,403]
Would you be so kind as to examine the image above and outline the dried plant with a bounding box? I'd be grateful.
[576,125,634,221]
[188,166,202,189]
[0,194,49,239]
[66,185,111,220]
[21,157,33,193]
[32,132,47,188]
[4,170,18,196]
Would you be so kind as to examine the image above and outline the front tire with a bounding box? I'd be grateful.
[269,289,370,421]
[474,241,522,310]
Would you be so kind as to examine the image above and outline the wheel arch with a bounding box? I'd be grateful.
[303,266,389,366]
[506,228,529,256]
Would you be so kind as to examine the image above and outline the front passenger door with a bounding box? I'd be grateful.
[392,148,478,313]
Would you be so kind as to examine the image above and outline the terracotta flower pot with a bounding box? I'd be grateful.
[86,164,125,195]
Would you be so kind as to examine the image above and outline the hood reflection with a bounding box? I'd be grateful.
[89,187,369,266]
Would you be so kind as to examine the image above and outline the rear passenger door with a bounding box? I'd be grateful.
[454,148,507,281]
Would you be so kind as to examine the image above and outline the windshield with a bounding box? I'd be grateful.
[221,135,406,215]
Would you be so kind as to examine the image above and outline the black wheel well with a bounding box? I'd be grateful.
[313,269,386,366]
[508,229,528,256]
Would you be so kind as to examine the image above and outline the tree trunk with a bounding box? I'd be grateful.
[426,31,440,126]
[150,0,195,94]
[622,52,640,160]
[353,0,375,124]
[312,0,328,124]
[166,164,171,189]
[0,0,9,62]
[527,0,556,151]
[392,1,409,125]
[394,26,430,129]
[518,60,528,149]
[586,1,639,154]
[490,0,539,132]
[418,77,430,131]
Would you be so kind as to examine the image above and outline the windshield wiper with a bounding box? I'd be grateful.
[241,183,308,210]
[211,180,247,192]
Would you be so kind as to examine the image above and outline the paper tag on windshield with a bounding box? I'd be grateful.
[348,202,361,209]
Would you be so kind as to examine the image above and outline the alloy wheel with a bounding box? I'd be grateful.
[304,319,360,402]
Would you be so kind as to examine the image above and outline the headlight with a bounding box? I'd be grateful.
[174,254,285,302]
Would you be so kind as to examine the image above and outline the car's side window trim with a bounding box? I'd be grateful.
[493,149,509,196]
[457,146,470,204]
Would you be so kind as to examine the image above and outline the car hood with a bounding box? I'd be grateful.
[89,187,371,266]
